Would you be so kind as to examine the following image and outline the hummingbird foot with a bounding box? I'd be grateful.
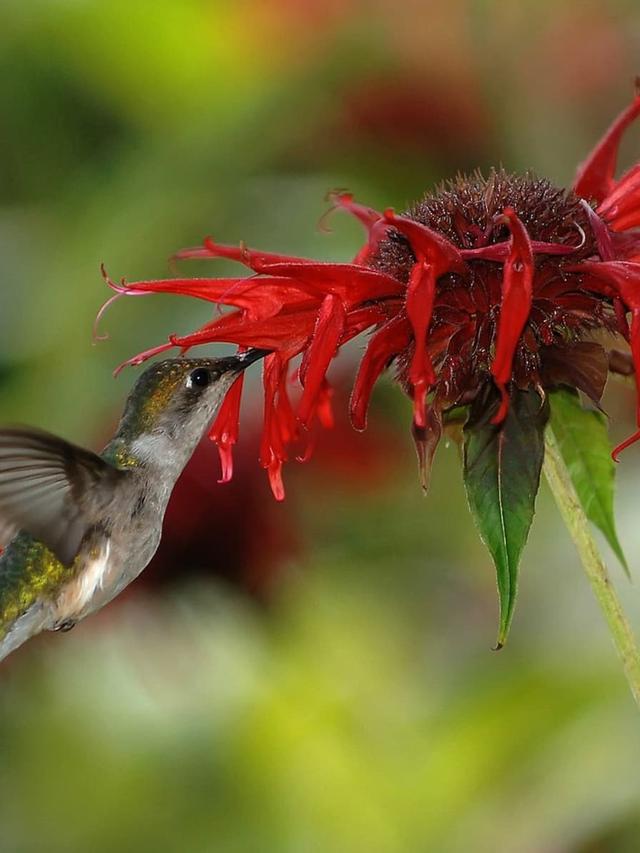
[53,619,76,633]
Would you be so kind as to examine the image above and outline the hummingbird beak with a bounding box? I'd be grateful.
[219,348,271,374]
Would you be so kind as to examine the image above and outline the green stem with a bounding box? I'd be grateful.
[544,427,640,709]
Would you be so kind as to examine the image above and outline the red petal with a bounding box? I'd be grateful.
[350,314,412,430]
[174,237,316,270]
[172,308,317,353]
[267,459,286,501]
[298,294,346,426]
[405,260,437,428]
[241,261,404,305]
[460,239,581,262]
[323,192,386,264]
[613,308,640,459]
[579,200,616,261]
[209,373,244,483]
[326,191,382,231]
[490,208,535,423]
[567,259,640,457]
[574,83,640,203]
[114,341,176,375]
[116,276,319,320]
[382,209,465,275]
[259,354,298,499]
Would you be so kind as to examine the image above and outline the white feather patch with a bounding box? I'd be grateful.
[54,540,112,620]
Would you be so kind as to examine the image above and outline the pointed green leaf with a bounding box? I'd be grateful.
[548,387,629,575]
[463,389,548,647]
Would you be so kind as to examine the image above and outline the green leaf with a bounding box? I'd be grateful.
[548,387,629,575]
[463,388,548,647]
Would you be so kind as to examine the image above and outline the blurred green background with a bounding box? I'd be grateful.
[2,1,640,851]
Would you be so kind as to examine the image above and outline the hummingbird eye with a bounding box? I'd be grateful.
[186,368,211,389]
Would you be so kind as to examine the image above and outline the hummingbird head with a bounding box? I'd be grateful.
[114,350,267,470]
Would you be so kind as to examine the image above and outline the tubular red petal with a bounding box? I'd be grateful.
[315,380,335,429]
[574,84,640,203]
[460,239,580,262]
[350,315,412,430]
[242,261,404,305]
[267,458,286,501]
[598,164,640,218]
[613,307,640,460]
[259,354,298,499]
[406,260,437,428]
[113,341,176,376]
[325,191,382,232]
[607,207,640,233]
[298,294,346,426]
[202,237,317,271]
[383,209,465,275]
[210,373,244,483]
[490,208,535,423]
[172,308,317,353]
[571,260,640,457]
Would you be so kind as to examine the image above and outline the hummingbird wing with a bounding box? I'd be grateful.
[0,427,125,566]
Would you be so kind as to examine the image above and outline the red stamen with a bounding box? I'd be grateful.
[490,208,535,423]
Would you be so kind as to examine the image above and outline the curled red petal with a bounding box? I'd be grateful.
[490,208,535,423]
[405,260,437,428]
[383,209,465,275]
[210,373,244,483]
[574,83,640,203]
[298,294,346,427]
[350,315,412,431]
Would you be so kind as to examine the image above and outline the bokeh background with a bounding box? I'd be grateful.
[2,1,640,850]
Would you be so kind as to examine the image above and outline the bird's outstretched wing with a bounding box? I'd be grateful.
[0,427,124,565]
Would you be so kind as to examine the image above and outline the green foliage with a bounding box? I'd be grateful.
[463,389,549,647]
[548,388,629,574]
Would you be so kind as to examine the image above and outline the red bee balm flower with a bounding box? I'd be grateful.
[103,86,640,644]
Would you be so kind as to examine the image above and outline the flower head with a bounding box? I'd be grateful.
[101,84,640,502]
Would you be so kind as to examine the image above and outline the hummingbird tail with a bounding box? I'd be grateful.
[0,602,49,663]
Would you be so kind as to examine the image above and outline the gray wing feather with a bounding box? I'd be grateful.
[0,427,124,565]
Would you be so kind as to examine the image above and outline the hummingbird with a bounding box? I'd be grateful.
[0,349,267,663]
